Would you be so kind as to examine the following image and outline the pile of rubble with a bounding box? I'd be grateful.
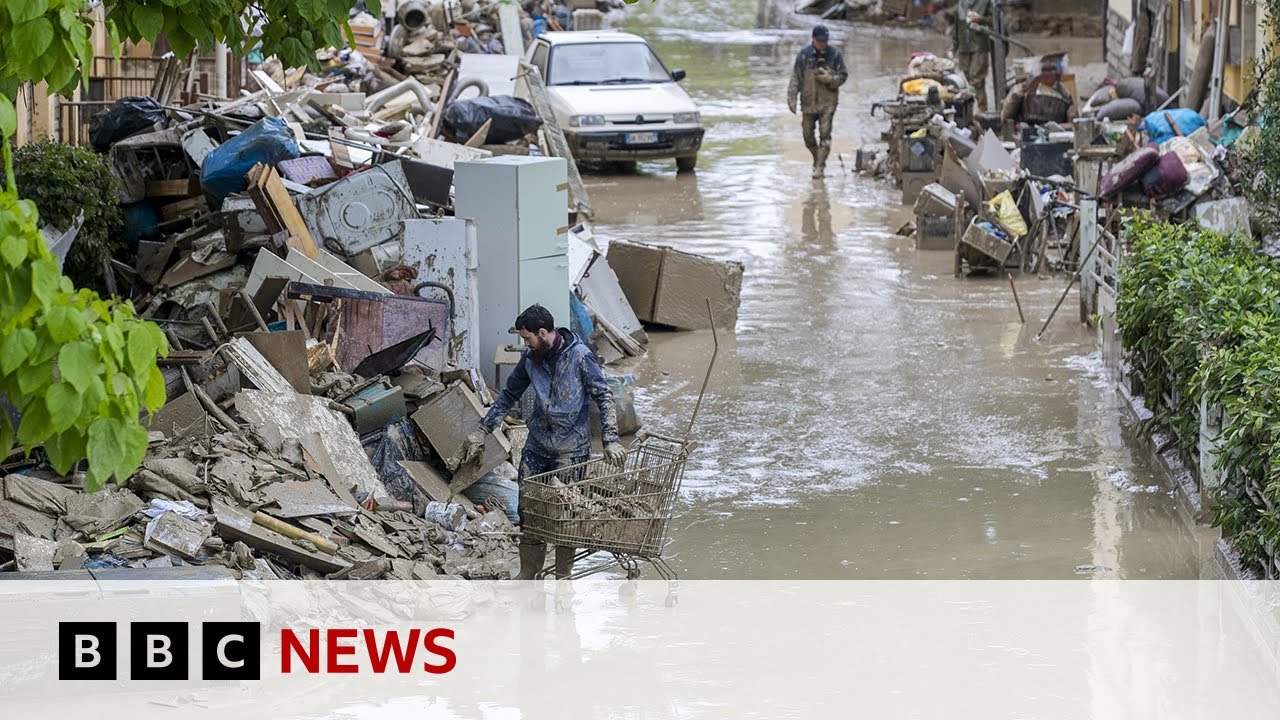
[1,9,749,579]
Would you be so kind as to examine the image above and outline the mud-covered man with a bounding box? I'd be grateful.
[461,304,623,579]
[787,24,848,179]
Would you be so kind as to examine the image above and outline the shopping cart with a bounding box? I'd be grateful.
[520,429,695,584]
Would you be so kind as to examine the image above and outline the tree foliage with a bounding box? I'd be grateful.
[0,1,374,489]
[0,143,169,491]
[0,0,379,117]
[7,141,124,293]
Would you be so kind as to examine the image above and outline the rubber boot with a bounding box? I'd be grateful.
[805,144,818,175]
[517,541,547,580]
[553,545,577,579]
[813,145,830,179]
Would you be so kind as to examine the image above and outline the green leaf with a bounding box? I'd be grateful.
[0,414,13,459]
[15,399,53,449]
[126,324,159,374]
[0,327,36,375]
[16,359,52,395]
[0,234,24,267]
[86,417,126,490]
[13,17,55,59]
[43,428,87,475]
[11,0,49,24]
[143,365,167,413]
[31,259,60,305]
[44,382,82,434]
[132,4,165,39]
[44,305,85,343]
[58,340,98,392]
[117,420,149,484]
[0,94,16,139]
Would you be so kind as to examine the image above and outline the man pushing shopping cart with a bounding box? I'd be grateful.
[459,304,625,580]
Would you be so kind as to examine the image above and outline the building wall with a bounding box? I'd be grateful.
[1107,0,1135,78]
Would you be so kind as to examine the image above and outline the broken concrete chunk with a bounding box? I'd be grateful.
[144,511,213,561]
[14,534,58,572]
[235,390,387,499]
[4,475,76,515]
[62,485,147,538]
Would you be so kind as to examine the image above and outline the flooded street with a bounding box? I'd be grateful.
[584,0,1214,578]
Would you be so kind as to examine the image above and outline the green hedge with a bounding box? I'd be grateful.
[1117,217,1280,572]
[5,141,123,292]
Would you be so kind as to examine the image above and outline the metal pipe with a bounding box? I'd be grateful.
[1035,239,1103,340]
[686,299,720,439]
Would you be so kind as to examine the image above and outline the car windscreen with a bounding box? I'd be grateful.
[548,43,672,85]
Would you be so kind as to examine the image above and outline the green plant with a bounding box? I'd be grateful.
[6,141,124,292]
[0,143,169,491]
[0,1,380,110]
[1117,216,1280,573]
[0,2,372,491]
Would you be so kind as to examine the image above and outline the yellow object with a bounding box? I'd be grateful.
[986,191,1027,238]
[909,127,927,139]
[902,78,944,97]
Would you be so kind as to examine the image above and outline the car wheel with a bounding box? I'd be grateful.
[676,155,697,173]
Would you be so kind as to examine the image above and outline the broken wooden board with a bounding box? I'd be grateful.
[213,499,350,574]
[262,480,359,518]
[235,390,387,499]
[222,336,294,393]
[397,461,480,515]
[286,281,449,374]
[246,162,319,259]
[300,433,360,508]
[150,392,214,440]
[242,330,311,394]
[410,384,505,492]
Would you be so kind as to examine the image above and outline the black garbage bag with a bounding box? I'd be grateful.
[443,95,543,144]
[88,96,169,152]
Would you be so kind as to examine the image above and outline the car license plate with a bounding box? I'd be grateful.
[625,132,658,145]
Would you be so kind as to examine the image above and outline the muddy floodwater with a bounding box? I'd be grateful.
[579,0,1217,578]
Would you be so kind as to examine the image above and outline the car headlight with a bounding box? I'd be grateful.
[673,112,700,124]
[570,115,606,127]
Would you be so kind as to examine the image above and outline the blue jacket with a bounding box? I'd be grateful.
[481,329,619,457]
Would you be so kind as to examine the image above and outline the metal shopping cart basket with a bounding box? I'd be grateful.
[520,429,695,583]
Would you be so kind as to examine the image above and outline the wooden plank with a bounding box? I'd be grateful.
[464,118,492,147]
[430,69,457,139]
[146,179,193,198]
[245,162,319,259]
[212,500,350,574]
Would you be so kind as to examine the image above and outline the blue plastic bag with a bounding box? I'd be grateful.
[200,117,299,206]
[1140,108,1206,146]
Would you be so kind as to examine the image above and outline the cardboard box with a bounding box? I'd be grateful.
[606,240,742,330]
[607,240,665,323]
[652,246,743,330]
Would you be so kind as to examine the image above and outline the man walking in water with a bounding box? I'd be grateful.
[787,24,848,179]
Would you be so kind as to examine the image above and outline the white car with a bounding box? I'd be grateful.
[524,31,704,172]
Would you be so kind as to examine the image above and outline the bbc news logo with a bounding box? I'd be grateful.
[59,622,457,680]
[59,622,261,681]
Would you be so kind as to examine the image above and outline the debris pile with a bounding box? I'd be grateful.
[1,4,749,580]
[861,48,1256,285]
